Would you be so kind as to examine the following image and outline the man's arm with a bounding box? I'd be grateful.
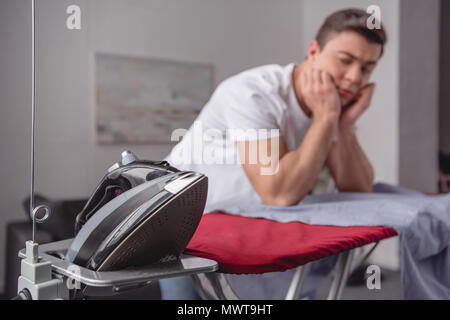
[238,68,341,206]
[238,116,337,206]
[326,128,374,192]
[327,83,377,192]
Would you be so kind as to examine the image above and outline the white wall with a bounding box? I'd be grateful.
[0,0,305,293]
[300,0,401,271]
[399,0,440,193]
[0,0,441,291]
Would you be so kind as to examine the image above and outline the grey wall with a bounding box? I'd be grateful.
[0,0,305,293]
[0,0,442,291]
[399,0,440,192]
[440,0,450,155]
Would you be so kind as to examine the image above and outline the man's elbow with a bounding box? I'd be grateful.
[260,192,305,207]
[254,174,309,207]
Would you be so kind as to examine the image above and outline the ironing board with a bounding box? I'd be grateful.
[185,212,397,300]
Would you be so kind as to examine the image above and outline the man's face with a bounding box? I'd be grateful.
[308,31,382,107]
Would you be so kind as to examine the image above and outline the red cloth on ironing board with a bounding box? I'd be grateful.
[185,212,397,274]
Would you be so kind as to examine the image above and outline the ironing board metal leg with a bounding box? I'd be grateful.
[191,273,239,300]
[191,273,217,300]
[212,273,239,300]
[327,250,354,300]
[285,264,310,300]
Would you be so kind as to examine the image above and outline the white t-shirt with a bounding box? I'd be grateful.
[165,63,313,212]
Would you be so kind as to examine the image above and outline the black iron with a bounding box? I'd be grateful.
[65,151,208,271]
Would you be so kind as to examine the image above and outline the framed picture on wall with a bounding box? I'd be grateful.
[95,53,214,144]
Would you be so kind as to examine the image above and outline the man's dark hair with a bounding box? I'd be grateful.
[316,8,388,57]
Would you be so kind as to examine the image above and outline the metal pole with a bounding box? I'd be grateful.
[327,250,354,300]
[30,0,36,243]
[29,0,50,243]
[285,264,310,300]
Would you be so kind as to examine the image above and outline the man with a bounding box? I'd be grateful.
[161,8,387,299]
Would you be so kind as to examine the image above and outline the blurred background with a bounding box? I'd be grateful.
[0,0,448,299]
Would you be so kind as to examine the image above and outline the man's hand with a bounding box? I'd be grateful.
[299,66,341,124]
[327,82,376,193]
[340,83,376,131]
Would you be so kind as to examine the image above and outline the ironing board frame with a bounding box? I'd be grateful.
[192,244,375,300]
[18,239,219,297]
[18,237,383,299]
